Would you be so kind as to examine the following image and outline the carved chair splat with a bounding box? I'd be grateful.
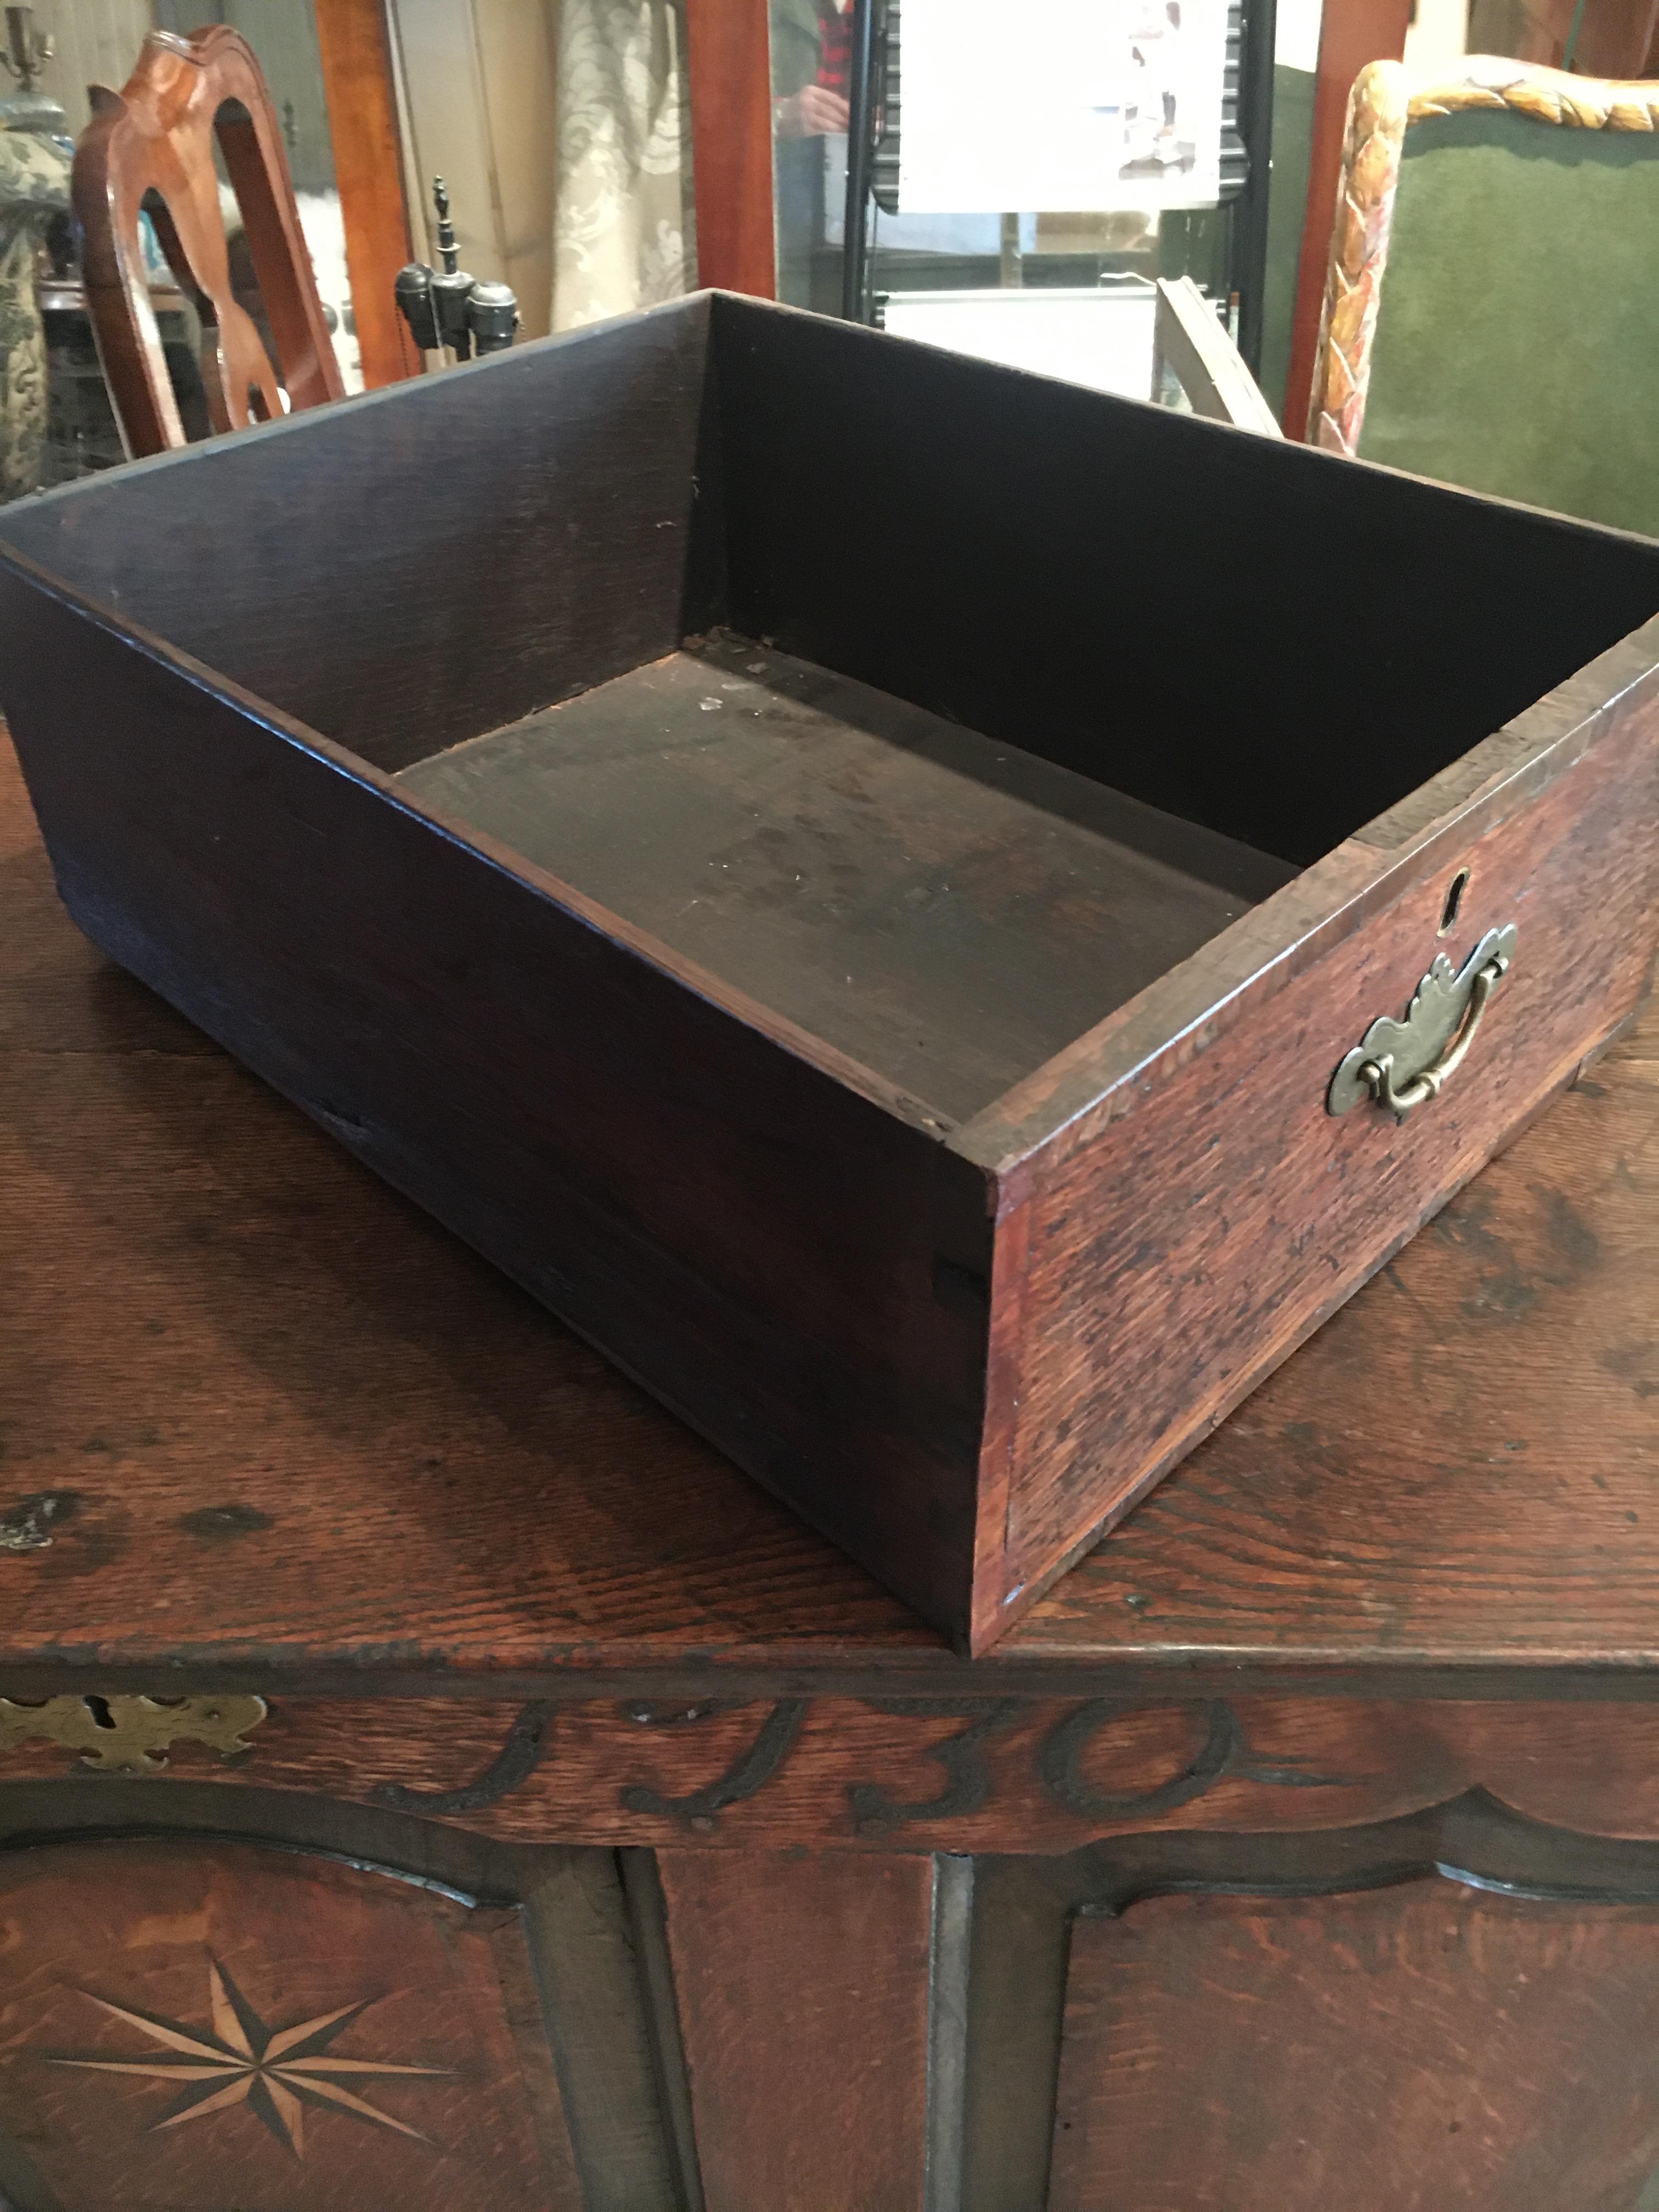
[71,24,344,459]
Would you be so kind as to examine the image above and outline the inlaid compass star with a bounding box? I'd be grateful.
[50,1959,452,2158]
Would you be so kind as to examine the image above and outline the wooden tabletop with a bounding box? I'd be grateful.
[3,734,1655,1695]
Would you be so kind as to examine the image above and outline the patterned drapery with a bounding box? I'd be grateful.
[0,127,70,500]
[551,0,697,331]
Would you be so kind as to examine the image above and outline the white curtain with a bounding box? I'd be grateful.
[551,0,697,331]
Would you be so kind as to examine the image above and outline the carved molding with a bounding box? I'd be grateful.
[1306,57,1659,459]
[619,1699,809,1832]
[1040,1697,1374,1826]
[1408,57,1659,131]
[1070,1789,1659,1917]
[367,1694,1375,1841]
[13,1690,1659,1854]
[849,1700,1023,1836]
[371,1697,812,1835]
[371,1700,557,1817]
[1306,60,1410,457]
[0,1693,266,1772]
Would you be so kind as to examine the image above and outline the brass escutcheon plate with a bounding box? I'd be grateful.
[0,1692,267,1772]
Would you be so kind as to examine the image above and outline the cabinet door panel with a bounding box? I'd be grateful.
[658,1849,937,2212]
[0,1838,579,2212]
[1051,1881,1659,2211]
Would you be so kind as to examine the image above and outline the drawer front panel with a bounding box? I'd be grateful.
[996,701,1658,1634]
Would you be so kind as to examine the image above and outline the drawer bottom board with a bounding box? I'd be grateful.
[394,633,1295,1122]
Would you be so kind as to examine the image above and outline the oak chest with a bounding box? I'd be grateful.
[1,289,1655,1650]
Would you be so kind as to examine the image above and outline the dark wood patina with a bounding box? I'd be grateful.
[1,293,1655,1654]
[3,697,1659,2204]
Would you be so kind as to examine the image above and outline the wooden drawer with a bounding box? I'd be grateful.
[0,291,1655,1650]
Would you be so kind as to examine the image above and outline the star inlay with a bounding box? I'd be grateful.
[49,1959,452,2157]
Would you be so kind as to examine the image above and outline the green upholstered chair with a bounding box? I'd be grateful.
[1305,57,1659,538]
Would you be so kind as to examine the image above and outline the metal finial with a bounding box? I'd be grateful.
[396,177,518,365]
[1,7,53,93]
[432,176,459,276]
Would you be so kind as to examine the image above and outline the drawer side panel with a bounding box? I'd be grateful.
[0,578,993,1642]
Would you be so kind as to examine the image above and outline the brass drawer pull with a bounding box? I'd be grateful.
[1329,924,1517,1122]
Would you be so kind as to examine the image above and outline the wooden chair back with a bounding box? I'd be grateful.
[1306,57,1659,534]
[72,24,344,458]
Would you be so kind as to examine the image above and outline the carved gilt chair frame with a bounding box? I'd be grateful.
[71,24,345,460]
[1306,55,1659,455]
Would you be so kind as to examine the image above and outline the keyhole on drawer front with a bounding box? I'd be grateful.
[1439,868,1470,936]
[83,1695,116,1730]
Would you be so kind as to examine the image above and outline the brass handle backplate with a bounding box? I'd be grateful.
[1328,924,1517,1122]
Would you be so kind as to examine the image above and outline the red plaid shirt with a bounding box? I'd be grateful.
[817,1,852,94]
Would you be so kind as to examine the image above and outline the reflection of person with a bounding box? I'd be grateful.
[1162,3,1181,128]
[1122,1,1193,176]
[777,81,850,138]
[772,0,851,139]
[770,0,851,311]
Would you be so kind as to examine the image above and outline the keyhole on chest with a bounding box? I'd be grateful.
[83,1696,116,1730]
[1438,868,1470,936]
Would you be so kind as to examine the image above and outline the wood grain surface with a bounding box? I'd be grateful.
[983,682,1659,1641]
[683,0,777,297]
[12,1689,1659,1853]
[1468,0,1659,76]
[1051,1882,1659,2210]
[0,1837,577,2211]
[313,0,419,390]
[0,566,994,1644]
[712,292,1659,870]
[5,292,1659,1651]
[0,303,1016,1643]
[658,1850,935,2211]
[393,635,1286,1124]
[0,713,1656,1689]
[0,300,718,774]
